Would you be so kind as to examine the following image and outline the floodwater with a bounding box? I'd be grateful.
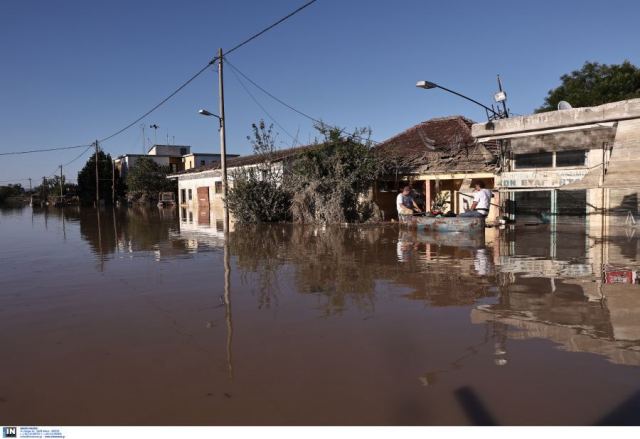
[2,206,640,426]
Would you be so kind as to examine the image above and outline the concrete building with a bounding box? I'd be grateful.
[168,145,315,213]
[182,153,226,170]
[374,116,501,221]
[115,144,236,178]
[472,98,640,233]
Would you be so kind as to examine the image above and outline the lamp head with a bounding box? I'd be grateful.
[416,80,437,89]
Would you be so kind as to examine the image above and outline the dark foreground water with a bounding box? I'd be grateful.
[2,206,640,425]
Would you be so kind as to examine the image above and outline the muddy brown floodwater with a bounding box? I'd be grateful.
[2,206,640,425]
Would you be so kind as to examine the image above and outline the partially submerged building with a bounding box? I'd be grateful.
[472,98,640,233]
[374,116,500,221]
[167,144,316,214]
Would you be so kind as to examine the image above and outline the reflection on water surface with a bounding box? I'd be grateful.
[1,206,640,425]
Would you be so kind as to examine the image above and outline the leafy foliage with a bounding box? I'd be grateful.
[0,184,24,204]
[226,121,291,223]
[77,151,123,205]
[536,60,640,112]
[125,156,175,202]
[226,122,384,224]
[287,125,383,224]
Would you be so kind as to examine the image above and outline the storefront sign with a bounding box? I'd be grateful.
[500,169,588,188]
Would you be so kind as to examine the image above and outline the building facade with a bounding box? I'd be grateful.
[115,144,237,178]
[168,145,313,213]
[472,98,640,235]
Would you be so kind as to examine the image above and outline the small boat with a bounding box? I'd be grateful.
[415,231,485,248]
[405,215,485,233]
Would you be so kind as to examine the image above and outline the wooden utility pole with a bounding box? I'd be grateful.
[111,158,115,204]
[94,140,99,208]
[217,48,229,231]
[28,177,32,192]
[59,165,63,198]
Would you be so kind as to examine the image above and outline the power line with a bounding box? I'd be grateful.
[224,57,380,145]
[98,0,318,144]
[98,63,212,144]
[63,144,95,167]
[228,61,299,146]
[0,144,91,157]
[1,0,319,156]
[224,0,318,56]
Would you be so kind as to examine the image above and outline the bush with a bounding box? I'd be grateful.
[286,125,384,224]
[226,169,291,223]
[226,121,291,223]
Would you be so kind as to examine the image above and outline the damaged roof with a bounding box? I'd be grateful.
[375,115,499,174]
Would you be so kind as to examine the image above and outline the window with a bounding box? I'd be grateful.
[556,150,586,167]
[188,189,192,200]
[200,160,206,166]
[180,148,187,155]
[515,152,553,168]
[215,181,223,194]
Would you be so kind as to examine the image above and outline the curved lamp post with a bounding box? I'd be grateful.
[416,80,504,120]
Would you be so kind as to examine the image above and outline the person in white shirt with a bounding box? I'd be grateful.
[461,181,491,217]
[396,185,422,222]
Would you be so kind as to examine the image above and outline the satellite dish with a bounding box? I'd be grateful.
[558,101,573,110]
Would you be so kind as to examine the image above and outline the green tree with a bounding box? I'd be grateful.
[125,156,176,202]
[226,121,292,223]
[0,184,24,204]
[77,151,122,205]
[536,60,640,112]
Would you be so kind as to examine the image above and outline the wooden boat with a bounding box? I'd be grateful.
[405,215,485,234]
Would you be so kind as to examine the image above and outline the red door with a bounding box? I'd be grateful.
[197,186,210,207]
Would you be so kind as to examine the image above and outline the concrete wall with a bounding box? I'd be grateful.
[183,154,222,170]
[472,98,640,139]
[148,145,190,156]
[116,155,171,177]
[176,172,225,211]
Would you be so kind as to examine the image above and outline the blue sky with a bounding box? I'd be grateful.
[1,0,639,184]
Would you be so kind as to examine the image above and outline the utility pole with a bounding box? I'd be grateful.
[94,140,100,208]
[111,158,115,205]
[218,48,229,232]
[141,124,146,154]
[59,165,64,198]
[28,177,32,193]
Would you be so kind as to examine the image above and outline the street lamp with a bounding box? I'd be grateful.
[198,109,221,120]
[198,107,228,230]
[416,80,503,120]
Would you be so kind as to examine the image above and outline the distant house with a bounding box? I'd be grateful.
[373,116,500,221]
[114,144,238,178]
[167,145,316,215]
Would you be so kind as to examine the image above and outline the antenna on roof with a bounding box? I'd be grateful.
[494,75,509,118]
[558,100,573,110]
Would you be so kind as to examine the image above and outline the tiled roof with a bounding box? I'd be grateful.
[375,116,499,174]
